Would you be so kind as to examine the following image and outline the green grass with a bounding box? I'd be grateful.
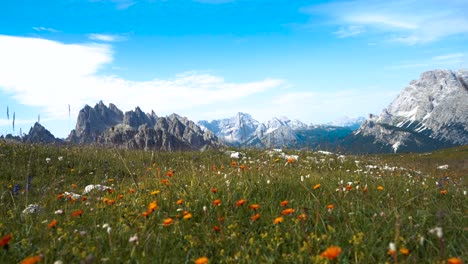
[0,141,466,263]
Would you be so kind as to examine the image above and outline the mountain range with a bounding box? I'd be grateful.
[2,69,466,153]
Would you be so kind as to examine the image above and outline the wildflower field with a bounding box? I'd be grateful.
[0,141,466,263]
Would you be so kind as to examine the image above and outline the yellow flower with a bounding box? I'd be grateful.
[400,247,410,256]
[148,201,158,212]
[320,246,342,260]
[377,186,384,191]
[183,213,193,220]
[313,184,321,190]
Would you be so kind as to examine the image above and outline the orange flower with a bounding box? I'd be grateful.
[387,249,396,256]
[106,199,116,205]
[176,199,184,205]
[313,184,321,190]
[377,186,384,191]
[162,218,174,227]
[183,212,193,220]
[320,246,342,260]
[81,196,87,202]
[363,187,368,193]
[212,199,221,206]
[211,188,218,193]
[447,257,463,264]
[56,193,64,199]
[439,190,448,195]
[346,185,353,190]
[71,184,77,189]
[108,178,114,182]
[231,161,237,167]
[297,213,307,220]
[249,204,260,210]
[48,219,58,229]
[0,234,12,249]
[194,257,209,264]
[251,213,260,221]
[327,204,334,210]
[281,208,295,215]
[165,170,174,177]
[280,200,289,207]
[129,188,135,193]
[142,211,151,218]
[399,248,410,256]
[236,199,247,207]
[148,201,158,212]
[20,255,43,264]
[118,194,124,199]
[213,226,221,232]
[161,179,170,185]
[287,157,295,163]
[239,165,246,170]
[273,216,284,224]
[71,209,83,217]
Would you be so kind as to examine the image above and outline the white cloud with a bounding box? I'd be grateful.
[432,53,465,61]
[303,0,468,44]
[88,33,127,42]
[32,27,60,33]
[334,26,365,38]
[0,35,284,126]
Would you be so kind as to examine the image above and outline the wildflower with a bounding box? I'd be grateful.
[71,209,83,217]
[54,209,63,215]
[213,226,221,232]
[363,186,368,193]
[287,157,295,163]
[108,178,114,183]
[211,188,218,193]
[129,234,138,243]
[48,219,58,229]
[148,201,158,212]
[166,170,174,177]
[212,199,221,206]
[249,204,260,210]
[129,188,135,193]
[194,257,209,264]
[176,199,184,205]
[273,216,284,224]
[118,194,124,199]
[320,246,342,260]
[0,234,12,249]
[231,161,237,167]
[429,227,443,238]
[327,204,334,210]
[236,199,247,207]
[281,208,295,215]
[151,190,160,195]
[313,184,321,190]
[183,213,193,220]
[162,218,174,227]
[377,186,384,191]
[280,200,289,207]
[439,190,448,195]
[56,194,64,199]
[71,184,77,189]
[387,242,397,256]
[20,255,43,264]
[251,213,260,221]
[142,211,151,218]
[161,179,170,185]
[297,213,307,220]
[239,165,246,170]
[346,185,353,191]
[399,247,410,256]
[447,257,463,264]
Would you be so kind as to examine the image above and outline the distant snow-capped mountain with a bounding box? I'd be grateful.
[345,69,468,153]
[328,116,365,129]
[198,114,355,148]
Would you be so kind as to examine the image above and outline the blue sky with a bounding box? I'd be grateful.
[0,0,467,138]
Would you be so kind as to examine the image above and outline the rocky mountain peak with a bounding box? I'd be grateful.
[24,122,61,144]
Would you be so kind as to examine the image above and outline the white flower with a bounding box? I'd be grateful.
[203,206,207,212]
[129,234,138,243]
[300,176,304,182]
[45,158,51,163]
[106,227,112,234]
[419,236,425,246]
[266,180,270,184]
[54,209,64,215]
[102,223,110,229]
[389,242,396,252]
[429,227,443,238]
[57,156,63,161]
